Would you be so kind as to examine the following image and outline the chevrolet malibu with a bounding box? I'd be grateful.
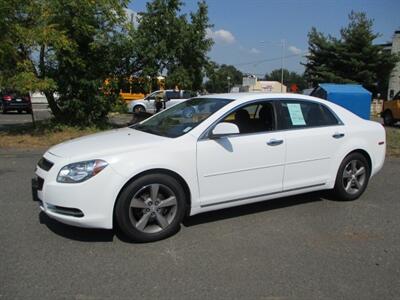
[34,93,386,242]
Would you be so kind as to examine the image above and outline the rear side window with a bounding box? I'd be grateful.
[278,100,340,129]
[182,91,196,98]
[166,91,181,100]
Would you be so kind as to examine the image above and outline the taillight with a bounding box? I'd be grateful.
[3,96,12,101]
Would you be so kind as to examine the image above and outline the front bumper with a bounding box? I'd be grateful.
[33,152,125,229]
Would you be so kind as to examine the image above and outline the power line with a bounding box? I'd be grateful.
[233,53,305,67]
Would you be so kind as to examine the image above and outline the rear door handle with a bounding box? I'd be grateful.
[332,132,345,139]
[267,139,284,146]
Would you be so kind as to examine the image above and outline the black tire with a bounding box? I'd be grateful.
[115,173,187,242]
[17,109,22,114]
[332,152,370,201]
[2,108,6,114]
[26,109,32,114]
[133,105,145,114]
[383,110,394,126]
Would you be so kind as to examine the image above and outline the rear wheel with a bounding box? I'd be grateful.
[17,109,22,114]
[383,110,394,126]
[332,152,370,201]
[115,174,187,242]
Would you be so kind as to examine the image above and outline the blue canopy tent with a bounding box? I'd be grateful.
[311,84,372,120]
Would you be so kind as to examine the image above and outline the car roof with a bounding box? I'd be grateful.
[198,92,330,105]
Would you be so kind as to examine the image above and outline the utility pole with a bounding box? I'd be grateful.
[227,76,231,93]
[280,39,286,93]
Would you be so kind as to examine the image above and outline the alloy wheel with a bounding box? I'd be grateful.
[128,184,178,233]
[342,160,367,195]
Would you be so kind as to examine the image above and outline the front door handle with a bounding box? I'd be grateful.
[332,132,345,139]
[267,139,284,146]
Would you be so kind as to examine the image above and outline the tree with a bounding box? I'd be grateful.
[304,11,398,96]
[205,63,243,93]
[0,0,134,125]
[265,69,308,91]
[135,0,213,91]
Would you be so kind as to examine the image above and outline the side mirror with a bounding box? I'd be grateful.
[210,122,239,139]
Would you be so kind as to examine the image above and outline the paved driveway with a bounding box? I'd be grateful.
[1,150,399,299]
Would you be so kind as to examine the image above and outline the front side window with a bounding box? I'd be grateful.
[219,101,276,134]
[278,100,340,129]
[132,98,232,138]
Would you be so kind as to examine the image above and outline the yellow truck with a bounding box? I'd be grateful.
[382,91,400,125]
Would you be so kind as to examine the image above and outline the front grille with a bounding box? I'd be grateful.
[37,177,44,191]
[38,157,54,171]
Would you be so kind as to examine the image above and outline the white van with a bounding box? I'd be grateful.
[128,90,196,113]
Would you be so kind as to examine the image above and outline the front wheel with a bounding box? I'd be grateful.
[332,152,370,201]
[133,105,145,114]
[115,174,187,242]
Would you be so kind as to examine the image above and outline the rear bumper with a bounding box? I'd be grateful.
[3,102,31,110]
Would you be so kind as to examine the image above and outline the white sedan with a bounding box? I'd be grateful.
[34,93,386,242]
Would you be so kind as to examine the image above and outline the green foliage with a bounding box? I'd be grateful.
[0,0,214,125]
[111,96,128,113]
[165,66,192,89]
[0,0,133,125]
[205,63,243,93]
[304,11,398,96]
[135,0,213,91]
[265,69,308,91]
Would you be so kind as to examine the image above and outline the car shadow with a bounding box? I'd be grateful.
[39,212,115,242]
[38,192,325,242]
[183,192,323,227]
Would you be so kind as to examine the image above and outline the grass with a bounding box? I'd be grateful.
[386,126,400,157]
[0,120,112,149]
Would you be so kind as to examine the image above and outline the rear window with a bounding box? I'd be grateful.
[1,90,30,98]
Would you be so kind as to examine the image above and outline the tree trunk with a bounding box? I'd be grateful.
[44,91,63,121]
[38,44,63,121]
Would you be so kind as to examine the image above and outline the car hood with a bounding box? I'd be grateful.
[47,127,168,160]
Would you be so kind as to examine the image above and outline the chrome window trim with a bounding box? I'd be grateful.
[198,99,278,141]
[198,98,344,141]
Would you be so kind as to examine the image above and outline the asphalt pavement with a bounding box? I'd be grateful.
[0,149,399,300]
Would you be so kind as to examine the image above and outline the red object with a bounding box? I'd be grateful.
[3,95,12,101]
[290,84,299,93]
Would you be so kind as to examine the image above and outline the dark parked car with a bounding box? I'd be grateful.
[1,90,32,114]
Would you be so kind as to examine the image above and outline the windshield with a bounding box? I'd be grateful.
[132,98,232,138]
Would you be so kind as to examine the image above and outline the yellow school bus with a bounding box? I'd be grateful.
[119,76,165,102]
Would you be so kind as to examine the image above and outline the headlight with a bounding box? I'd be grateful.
[57,160,108,183]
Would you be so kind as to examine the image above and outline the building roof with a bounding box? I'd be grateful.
[319,83,371,95]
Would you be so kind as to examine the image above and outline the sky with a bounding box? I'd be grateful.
[128,0,400,78]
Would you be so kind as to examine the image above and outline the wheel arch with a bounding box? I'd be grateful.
[383,108,392,114]
[132,103,146,111]
[113,168,192,223]
[344,148,372,172]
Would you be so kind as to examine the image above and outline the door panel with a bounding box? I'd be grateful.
[197,132,285,205]
[283,126,345,190]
